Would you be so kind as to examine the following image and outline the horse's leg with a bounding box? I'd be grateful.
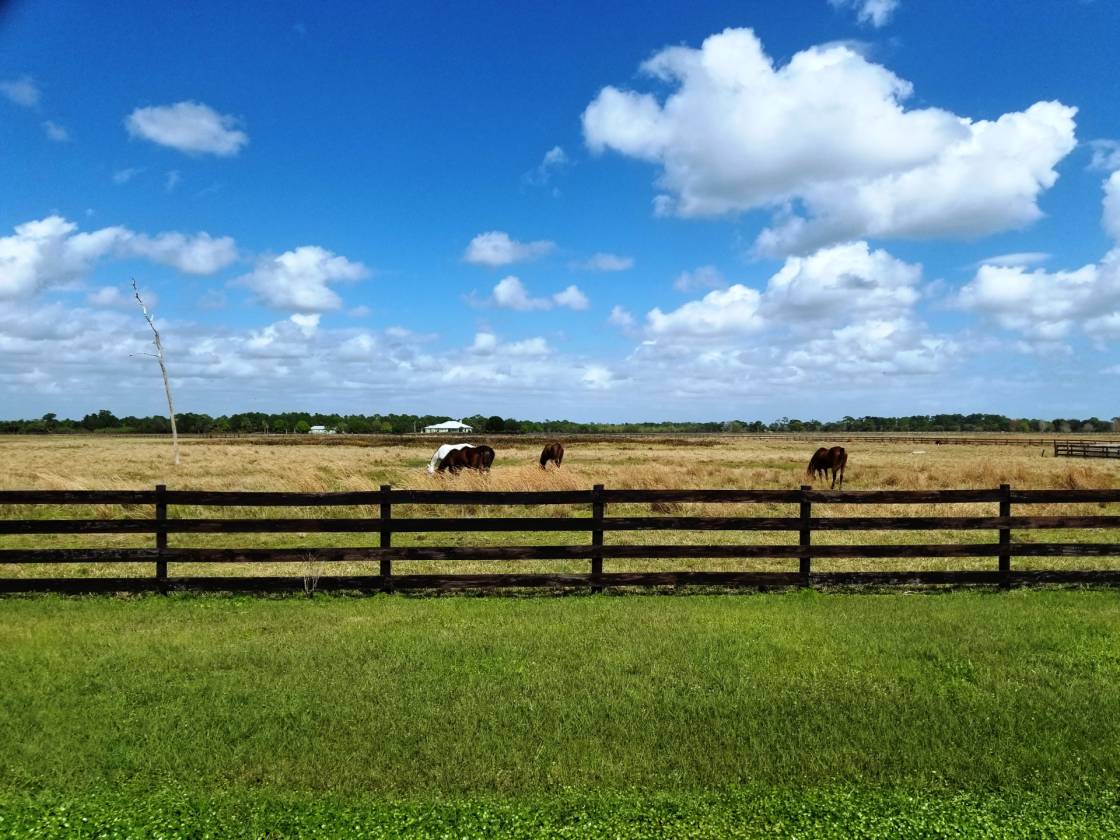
[837,461,844,490]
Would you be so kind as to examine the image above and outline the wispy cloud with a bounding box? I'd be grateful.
[971,252,1051,269]
[522,145,570,187]
[0,75,40,107]
[42,120,69,142]
[573,252,634,272]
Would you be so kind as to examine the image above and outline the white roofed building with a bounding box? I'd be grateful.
[422,420,474,434]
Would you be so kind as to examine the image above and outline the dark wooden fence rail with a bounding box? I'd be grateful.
[2,484,1120,594]
[1054,441,1120,459]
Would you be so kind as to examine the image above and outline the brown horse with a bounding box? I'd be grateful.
[807,446,847,489]
[539,442,564,469]
[438,445,495,474]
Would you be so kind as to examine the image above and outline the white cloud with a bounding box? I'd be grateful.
[236,246,370,312]
[0,216,238,300]
[648,285,764,337]
[0,75,40,107]
[958,174,1120,344]
[492,276,551,310]
[347,305,371,318]
[762,241,920,320]
[830,0,899,27]
[523,146,570,186]
[506,337,551,356]
[125,101,248,156]
[648,241,920,337]
[673,265,726,292]
[113,167,143,185]
[959,255,1120,343]
[490,277,589,311]
[464,231,555,267]
[574,252,634,272]
[0,217,118,299]
[470,332,500,354]
[0,300,628,417]
[627,241,952,390]
[786,318,953,376]
[127,232,238,274]
[582,365,618,389]
[553,284,590,310]
[582,28,1076,255]
[87,287,126,307]
[971,252,1050,269]
[86,285,157,310]
[1104,171,1120,243]
[42,121,69,142]
[608,305,635,329]
[165,170,181,192]
[1088,139,1120,173]
[289,313,320,335]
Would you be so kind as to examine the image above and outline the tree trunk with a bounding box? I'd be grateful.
[132,280,179,465]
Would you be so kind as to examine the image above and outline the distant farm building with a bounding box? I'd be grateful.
[308,425,336,434]
[423,420,474,434]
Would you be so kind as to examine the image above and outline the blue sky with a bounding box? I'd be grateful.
[2,0,1120,422]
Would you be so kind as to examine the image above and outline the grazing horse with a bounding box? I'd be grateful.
[539,442,564,469]
[438,444,495,474]
[807,446,847,489]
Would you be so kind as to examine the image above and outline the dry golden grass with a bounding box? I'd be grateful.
[1,434,1117,580]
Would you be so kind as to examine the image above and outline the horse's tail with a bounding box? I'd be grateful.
[482,447,495,469]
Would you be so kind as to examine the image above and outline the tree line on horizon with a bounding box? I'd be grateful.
[2,410,1120,436]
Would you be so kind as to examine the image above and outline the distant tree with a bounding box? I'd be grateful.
[485,415,505,433]
[295,420,311,434]
[81,409,119,431]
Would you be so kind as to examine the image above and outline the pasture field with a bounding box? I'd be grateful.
[3,435,1120,836]
[2,592,1120,837]
[1,433,1119,582]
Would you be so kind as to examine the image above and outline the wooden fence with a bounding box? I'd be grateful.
[2,484,1120,594]
[1054,441,1120,459]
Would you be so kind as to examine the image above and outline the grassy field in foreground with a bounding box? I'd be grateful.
[3,591,1120,836]
[3,788,1119,839]
[3,592,1119,794]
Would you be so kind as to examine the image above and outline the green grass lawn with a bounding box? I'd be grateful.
[2,591,1119,837]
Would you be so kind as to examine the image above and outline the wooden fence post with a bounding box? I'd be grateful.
[155,483,167,593]
[591,484,604,593]
[379,484,392,592]
[799,485,812,588]
[999,483,1011,590]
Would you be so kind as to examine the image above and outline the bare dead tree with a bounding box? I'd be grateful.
[132,279,180,465]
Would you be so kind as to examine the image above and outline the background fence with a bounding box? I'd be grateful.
[2,484,1120,593]
[1054,441,1120,459]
